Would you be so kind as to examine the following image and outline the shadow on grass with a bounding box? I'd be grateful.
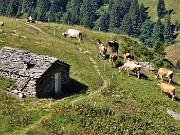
[139,73,149,80]
[53,78,88,99]
[166,94,180,101]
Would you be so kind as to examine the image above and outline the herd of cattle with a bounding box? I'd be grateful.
[62,29,177,101]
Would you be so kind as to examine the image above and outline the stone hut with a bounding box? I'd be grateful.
[0,47,70,98]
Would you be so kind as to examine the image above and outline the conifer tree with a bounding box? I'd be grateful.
[0,0,10,16]
[95,12,109,32]
[157,0,166,19]
[129,0,141,37]
[49,0,64,22]
[16,6,23,18]
[6,1,14,17]
[139,19,154,47]
[80,0,98,28]
[152,19,164,44]
[119,12,132,35]
[139,3,149,24]
[109,0,124,29]
[36,0,51,22]
[153,38,165,56]
[164,14,174,44]
[70,0,83,24]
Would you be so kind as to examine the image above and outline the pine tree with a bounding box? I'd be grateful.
[16,6,22,18]
[36,0,51,22]
[129,0,141,37]
[157,0,166,19]
[139,3,149,24]
[119,12,132,35]
[94,12,109,32]
[22,0,31,13]
[49,0,65,22]
[62,1,72,24]
[0,0,10,16]
[139,19,154,47]
[80,0,98,29]
[6,1,14,17]
[153,38,165,57]
[152,19,164,44]
[70,0,83,24]
[109,0,124,29]
[164,14,175,44]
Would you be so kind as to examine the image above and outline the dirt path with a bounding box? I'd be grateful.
[25,23,46,34]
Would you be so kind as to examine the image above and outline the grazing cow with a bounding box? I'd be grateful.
[97,42,107,59]
[124,53,134,62]
[0,22,4,26]
[62,29,82,41]
[108,40,119,54]
[119,61,142,78]
[157,81,176,100]
[155,68,173,83]
[109,53,119,67]
[26,16,35,23]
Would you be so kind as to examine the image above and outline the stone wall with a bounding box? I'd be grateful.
[36,62,70,98]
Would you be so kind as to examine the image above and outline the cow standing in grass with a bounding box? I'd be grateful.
[124,53,134,62]
[155,68,173,83]
[157,81,176,100]
[119,60,142,78]
[108,40,119,54]
[62,29,82,41]
[109,53,119,67]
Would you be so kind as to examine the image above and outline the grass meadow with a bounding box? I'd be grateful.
[0,16,180,134]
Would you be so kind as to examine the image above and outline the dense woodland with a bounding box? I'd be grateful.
[0,0,179,48]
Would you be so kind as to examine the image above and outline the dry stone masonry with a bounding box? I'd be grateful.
[0,47,70,98]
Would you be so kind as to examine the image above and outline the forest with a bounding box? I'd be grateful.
[0,0,179,48]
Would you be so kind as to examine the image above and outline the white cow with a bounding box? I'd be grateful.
[119,61,142,78]
[62,29,82,41]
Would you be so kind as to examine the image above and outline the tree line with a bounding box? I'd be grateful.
[0,0,179,48]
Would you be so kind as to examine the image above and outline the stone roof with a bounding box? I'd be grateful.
[0,47,70,79]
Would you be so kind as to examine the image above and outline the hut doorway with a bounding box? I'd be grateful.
[54,72,62,94]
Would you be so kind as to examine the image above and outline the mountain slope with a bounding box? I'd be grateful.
[0,17,180,134]
[138,0,180,22]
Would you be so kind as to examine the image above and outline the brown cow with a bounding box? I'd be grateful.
[124,53,134,62]
[157,81,176,100]
[155,68,173,83]
[109,53,119,67]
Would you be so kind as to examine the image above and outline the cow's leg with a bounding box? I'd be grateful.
[113,62,116,67]
[127,70,130,76]
[137,71,140,79]
[171,93,175,101]
[160,75,163,81]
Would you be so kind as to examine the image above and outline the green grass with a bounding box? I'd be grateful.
[138,0,180,23]
[0,16,180,134]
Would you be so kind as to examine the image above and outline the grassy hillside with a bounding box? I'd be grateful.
[165,42,180,66]
[138,0,180,23]
[138,0,180,65]
[0,17,180,135]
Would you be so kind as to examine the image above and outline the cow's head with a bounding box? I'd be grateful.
[62,32,67,37]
